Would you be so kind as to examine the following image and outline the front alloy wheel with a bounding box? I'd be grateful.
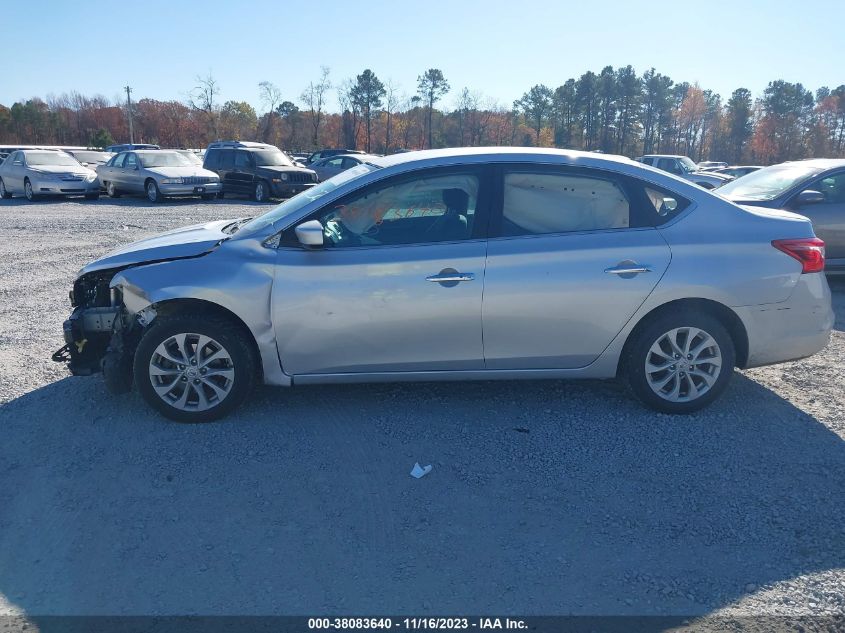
[134,314,257,422]
[254,180,268,202]
[24,179,35,201]
[626,311,735,414]
[146,180,161,203]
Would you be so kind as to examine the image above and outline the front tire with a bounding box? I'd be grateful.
[625,311,735,414]
[106,181,121,198]
[146,179,162,203]
[133,314,257,423]
[24,178,37,201]
[0,178,11,198]
[253,180,270,202]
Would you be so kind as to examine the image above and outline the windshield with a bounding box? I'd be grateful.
[718,164,822,201]
[26,152,81,167]
[139,152,193,168]
[176,151,203,165]
[72,151,112,164]
[679,157,698,173]
[252,150,293,167]
[238,163,381,234]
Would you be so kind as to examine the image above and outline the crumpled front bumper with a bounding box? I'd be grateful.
[53,306,122,375]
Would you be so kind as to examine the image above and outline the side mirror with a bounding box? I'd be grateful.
[658,197,678,216]
[794,190,824,206]
[295,220,324,247]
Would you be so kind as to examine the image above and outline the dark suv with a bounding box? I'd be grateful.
[203,141,317,201]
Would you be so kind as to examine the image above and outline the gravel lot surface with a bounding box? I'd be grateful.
[0,197,844,622]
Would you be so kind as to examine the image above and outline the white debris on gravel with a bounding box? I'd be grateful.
[0,198,843,617]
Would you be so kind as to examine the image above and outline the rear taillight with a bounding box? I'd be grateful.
[772,238,825,273]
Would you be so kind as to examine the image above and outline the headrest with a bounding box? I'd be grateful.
[442,188,469,213]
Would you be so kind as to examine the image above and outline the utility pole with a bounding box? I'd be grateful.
[124,85,135,143]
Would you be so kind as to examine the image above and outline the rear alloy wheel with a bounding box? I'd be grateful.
[106,181,121,198]
[146,180,162,203]
[24,178,37,201]
[626,311,735,414]
[253,180,269,202]
[0,178,11,199]
[134,315,257,422]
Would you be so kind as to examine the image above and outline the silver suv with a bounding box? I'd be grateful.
[53,148,833,422]
[637,155,731,189]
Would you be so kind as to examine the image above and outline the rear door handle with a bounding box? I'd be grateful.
[426,273,475,283]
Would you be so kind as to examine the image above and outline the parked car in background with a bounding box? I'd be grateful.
[697,161,728,171]
[54,147,832,422]
[97,150,221,202]
[105,143,160,153]
[0,149,99,200]
[637,155,732,189]
[203,141,317,202]
[65,149,114,169]
[704,165,763,179]
[718,159,845,274]
[306,148,365,165]
[310,153,381,181]
[289,152,310,165]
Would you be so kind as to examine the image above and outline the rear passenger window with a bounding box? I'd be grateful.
[204,150,220,170]
[235,151,252,169]
[500,171,630,236]
[220,150,235,170]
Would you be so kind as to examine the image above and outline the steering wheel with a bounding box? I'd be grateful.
[323,218,361,247]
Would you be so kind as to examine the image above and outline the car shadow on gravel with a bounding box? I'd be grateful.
[0,372,843,618]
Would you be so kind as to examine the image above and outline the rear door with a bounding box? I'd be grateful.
[482,164,673,369]
[790,170,845,261]
[218,150,236,193]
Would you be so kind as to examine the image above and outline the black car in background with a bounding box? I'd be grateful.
[203,141,317,202]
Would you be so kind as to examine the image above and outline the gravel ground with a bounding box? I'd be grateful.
[0,197,844,622]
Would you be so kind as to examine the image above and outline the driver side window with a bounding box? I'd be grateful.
[124,153,137,169]
[314,171,480,248]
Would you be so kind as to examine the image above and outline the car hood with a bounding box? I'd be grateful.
[145,166,220,178]
[257,165,315,174]
[79,218,236,274]
[31,164,95,176]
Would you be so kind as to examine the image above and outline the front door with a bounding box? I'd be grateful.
[271,166,490,375]
[482,165,672,369]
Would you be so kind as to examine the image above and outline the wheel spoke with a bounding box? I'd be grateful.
[153,378,181,397]
[149,364,181,377]
[682,328,700,355]
[684,373,699,399]
[200,377,229,400]
[688,368,716,387]
[193,383,210,410]
[199,347,229,368]
[203,367,234,380]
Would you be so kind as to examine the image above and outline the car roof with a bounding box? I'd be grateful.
[369,146,635,170]
[778,158,845,169]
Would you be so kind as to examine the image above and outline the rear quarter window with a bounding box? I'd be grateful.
[623,177,691,226]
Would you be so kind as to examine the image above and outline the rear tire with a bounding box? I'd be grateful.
[0,178,11,198]
[133,314,258,423]
[625,310,735,414]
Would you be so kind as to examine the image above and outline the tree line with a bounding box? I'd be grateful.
[1,65,843,165]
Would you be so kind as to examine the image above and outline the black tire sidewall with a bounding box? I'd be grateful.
[626,311,736,414]
[133,315,257,423]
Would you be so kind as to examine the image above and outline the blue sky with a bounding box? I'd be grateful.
[3,0,843,112]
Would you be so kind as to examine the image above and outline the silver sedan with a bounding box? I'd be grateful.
[310,153,381,182]
[97,150,221,202]
[54,148,833,422]
[0,149,100,200]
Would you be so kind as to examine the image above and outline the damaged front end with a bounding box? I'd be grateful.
[52,268,146,393]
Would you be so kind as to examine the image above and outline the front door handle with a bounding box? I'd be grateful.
[426,272,475,283]
[604,263,652,275]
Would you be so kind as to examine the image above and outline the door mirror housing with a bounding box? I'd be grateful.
[658,197,678,216]
[794,189,824,206]
[295,220,324,248]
